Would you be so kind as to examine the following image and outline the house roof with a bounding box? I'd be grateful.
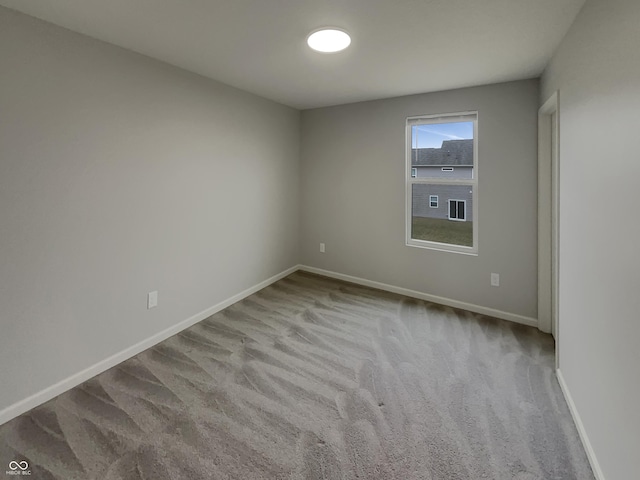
[412,139,473,167]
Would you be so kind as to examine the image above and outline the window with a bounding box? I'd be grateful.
[448,199,466,221]
[406,111,478,254]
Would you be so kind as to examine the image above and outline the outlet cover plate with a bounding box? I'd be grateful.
[148,291,158,309]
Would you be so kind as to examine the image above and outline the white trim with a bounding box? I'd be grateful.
[409,178,473,185]
[407,111,478,125]
[540,91,559,115]
[441,167,454,172]
[429,195,438,208]
[0,264,300,427]
[556,369,606,480]
[0,263,538,427]
[406,112,478,254]
[411,167,417,178]
[538,91,560,369]
[406,241,477,256]
[299,265,537,328]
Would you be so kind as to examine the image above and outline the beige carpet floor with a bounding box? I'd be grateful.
[0,271,593,479]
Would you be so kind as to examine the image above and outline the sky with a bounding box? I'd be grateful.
[412,121,473,148]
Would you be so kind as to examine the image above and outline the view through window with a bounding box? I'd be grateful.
[406,112,478,253]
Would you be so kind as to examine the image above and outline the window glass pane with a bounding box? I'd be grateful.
[449,200,457,219]
[412,184,473,247]
[411,122,474,179]
[458,201,466,220]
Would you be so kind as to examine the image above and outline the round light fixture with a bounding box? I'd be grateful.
[307,28,351,53]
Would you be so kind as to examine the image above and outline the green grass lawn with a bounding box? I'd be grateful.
[411,216,473,247]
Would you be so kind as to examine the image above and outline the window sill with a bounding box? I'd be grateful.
[406,240,478,256]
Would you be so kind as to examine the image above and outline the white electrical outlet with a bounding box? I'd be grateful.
[148,291,158,309]
[490,273,500,287]
[320,243,326,253]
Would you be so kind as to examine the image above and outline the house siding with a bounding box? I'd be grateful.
[412,184,473,221]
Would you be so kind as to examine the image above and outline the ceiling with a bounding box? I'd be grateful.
[0,0,585,109]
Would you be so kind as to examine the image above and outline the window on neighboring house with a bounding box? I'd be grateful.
[406,111,478,254]
[448,199,466,221]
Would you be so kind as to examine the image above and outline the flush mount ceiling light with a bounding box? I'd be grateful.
[307,28,351,53]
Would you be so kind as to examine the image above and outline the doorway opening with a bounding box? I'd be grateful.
[538,92,560,369]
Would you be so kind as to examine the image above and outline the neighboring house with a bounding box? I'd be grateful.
[411,139,474,221]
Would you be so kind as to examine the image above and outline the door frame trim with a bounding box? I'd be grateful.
[538,91,560,368]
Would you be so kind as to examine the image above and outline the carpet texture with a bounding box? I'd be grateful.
[0,272,593,479]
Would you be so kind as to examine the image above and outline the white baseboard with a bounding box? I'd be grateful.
[0,265,299,427]
[299,265,538,328]
[556,369,605,480]
[0,263,536,426]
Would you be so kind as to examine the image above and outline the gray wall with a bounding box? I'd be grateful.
[541,0,640,478]
[0,8,300,413]
[300,80,539,318]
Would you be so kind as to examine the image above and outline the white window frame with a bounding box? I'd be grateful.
[448,199,466,221]
[406,111,478,255]
[411,167,417,178]
[429,195,438,208]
